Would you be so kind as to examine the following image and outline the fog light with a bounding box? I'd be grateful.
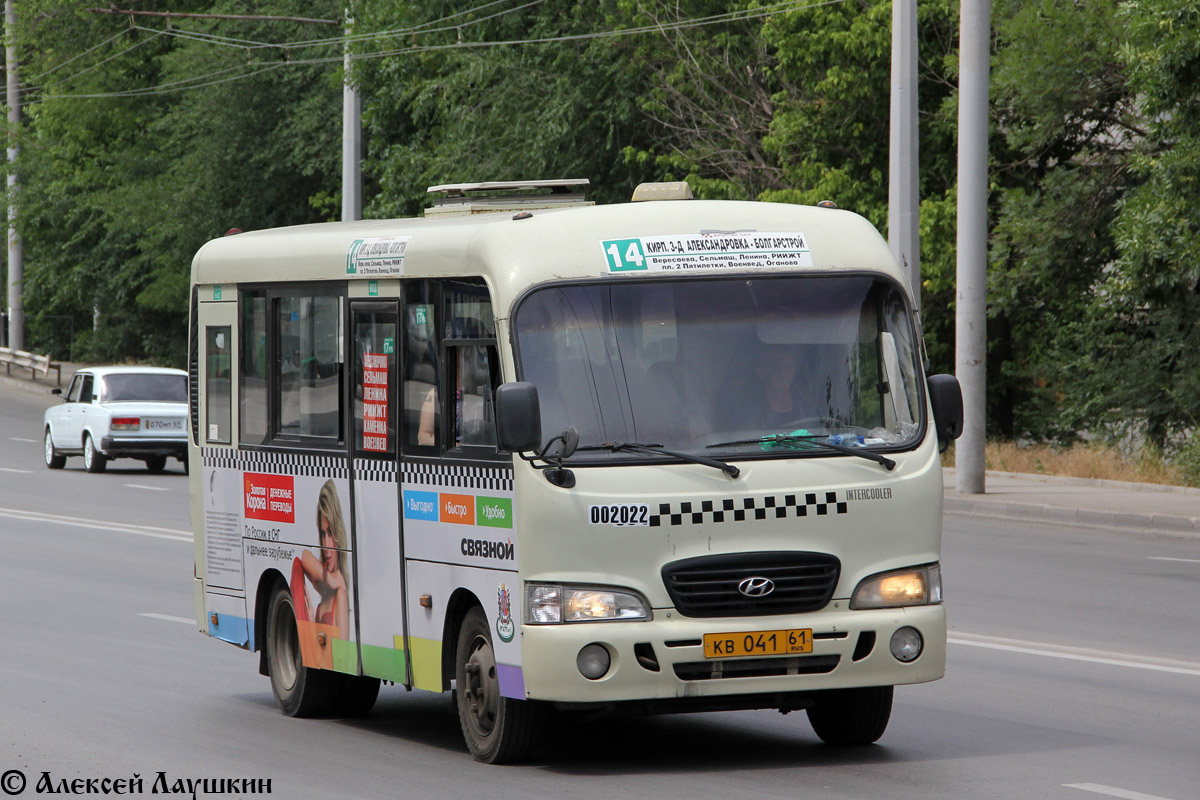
[576,643,611,680]
[890,626,923,663]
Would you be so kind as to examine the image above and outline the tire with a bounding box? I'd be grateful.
[145,456,167,473]
[83,434,107,474]
[44,429,66,470]
[455,607,540,763]
[807,686,893,746]
[332,674,381,717]
[264,585,337,717]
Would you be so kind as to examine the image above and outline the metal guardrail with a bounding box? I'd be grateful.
[0,346,62,387]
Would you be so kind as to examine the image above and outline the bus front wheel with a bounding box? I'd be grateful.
[806,686,893,746]
[454,606,538,763]
[265,585,336,717]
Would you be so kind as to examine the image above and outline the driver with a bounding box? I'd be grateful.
[752,346,802,428]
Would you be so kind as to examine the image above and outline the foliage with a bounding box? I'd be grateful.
[11,0,342,366]
[353,1,657,217]
[6,0,1200,475]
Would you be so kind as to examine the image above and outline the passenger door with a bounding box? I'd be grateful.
[347,301,408,684]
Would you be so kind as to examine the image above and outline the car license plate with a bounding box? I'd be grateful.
[703,629,813,659]
[145,419,183,431]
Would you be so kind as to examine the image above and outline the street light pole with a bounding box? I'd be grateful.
[5,0,23,350]
[342,8,362,222]
[955,0,990,494]
[888,0,920,307]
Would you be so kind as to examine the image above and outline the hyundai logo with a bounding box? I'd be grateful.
[737,576,775,598]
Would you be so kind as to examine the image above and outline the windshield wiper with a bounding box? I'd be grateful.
[706,432,895,471]
[577,441,740,479]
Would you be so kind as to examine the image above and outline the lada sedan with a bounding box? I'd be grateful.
[43,366,189,473]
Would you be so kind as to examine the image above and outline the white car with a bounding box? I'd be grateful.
[43,366,189,473]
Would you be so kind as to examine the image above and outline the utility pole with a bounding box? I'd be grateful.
[342,7,361,222]
[888,0,920,307]
[5,0,23,351]
[955,0,990,495]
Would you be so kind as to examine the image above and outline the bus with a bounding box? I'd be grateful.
[188,179,963,763]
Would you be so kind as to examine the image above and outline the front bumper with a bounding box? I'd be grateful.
[100,436,188,459]
[520,603,946,707]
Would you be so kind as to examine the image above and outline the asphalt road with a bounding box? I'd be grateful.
[2,378,1198,799]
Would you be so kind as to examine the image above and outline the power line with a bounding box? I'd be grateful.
[85,8,340,26]
[29,28,129,82]
[33,0,849,101]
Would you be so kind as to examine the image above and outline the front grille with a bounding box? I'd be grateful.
[674,654,840,681]
[661,551,840,618]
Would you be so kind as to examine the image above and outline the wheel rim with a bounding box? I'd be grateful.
[83,437,94,468]
[462,634,499,737]
[44,432,54,464]
[270,598,300,692]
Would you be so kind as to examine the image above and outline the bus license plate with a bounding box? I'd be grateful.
[703,629,813,659]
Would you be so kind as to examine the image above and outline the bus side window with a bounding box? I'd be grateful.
[452,344,499,448]
[240,290,268,445]
[444,280,500,452]
[404,281,439,450]
[206,326,232,443]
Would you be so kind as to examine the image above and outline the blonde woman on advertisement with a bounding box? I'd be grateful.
[290,480,350,637]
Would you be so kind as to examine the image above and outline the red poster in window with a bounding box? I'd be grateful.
[362,352,389,452]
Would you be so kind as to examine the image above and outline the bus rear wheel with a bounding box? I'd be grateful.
[806,686,893,746]
[265,585,336,717]
[455,607,538,763]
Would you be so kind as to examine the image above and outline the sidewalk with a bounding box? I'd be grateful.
[944,467,1200,536]
[0,359,88,395]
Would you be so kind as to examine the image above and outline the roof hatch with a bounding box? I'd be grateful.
[424,179,592,218]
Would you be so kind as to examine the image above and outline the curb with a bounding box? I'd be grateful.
[944,467,1200,497]
[943,495,1200,536]
[0,372,63,397]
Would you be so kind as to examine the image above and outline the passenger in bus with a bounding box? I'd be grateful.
[719,345,808,431]
[290,480,351,640]
[418,387,437,445]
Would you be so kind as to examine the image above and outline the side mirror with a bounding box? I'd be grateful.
[927,374,964,448]
[495,382,542,453]
[51,387,62,396]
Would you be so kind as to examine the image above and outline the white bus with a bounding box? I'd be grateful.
[188,179,963,763]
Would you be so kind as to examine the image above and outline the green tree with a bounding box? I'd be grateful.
[353,1,657,217]
[986,0,1139,439]
[14,0,342,365]
[1090,0,1200,448]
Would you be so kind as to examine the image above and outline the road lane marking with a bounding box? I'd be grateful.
[1064,783,1177,800]
[0,506,192,542]
[124,483,171,492]
[139,613,196,625]
[0,467,31,473]
[1148,556,1200,564]
[8,437,37,443]
[949,633,1200,677]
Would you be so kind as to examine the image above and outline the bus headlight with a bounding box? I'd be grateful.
[525,584,651,623]
[850,564,942,610]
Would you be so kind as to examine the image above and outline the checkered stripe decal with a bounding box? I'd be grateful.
[649,492,848,527]
[402,460,514,492]
[200,447,349,480]
[354,458,397,484]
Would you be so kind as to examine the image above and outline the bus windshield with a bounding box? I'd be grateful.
[513,274,924,461]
